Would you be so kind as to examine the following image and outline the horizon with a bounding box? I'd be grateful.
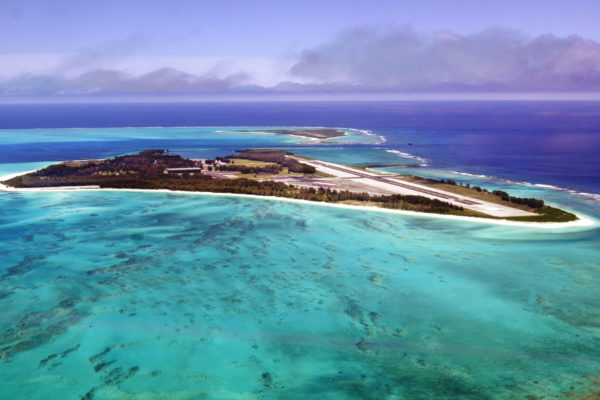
[3,92,600,105]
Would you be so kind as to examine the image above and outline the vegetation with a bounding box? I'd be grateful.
[398,175,577,222]
[506,206,577,223]
[220,163,283,175]
[5,150,197,187]
[228,149,316,174]
[2,149,577,222]
[4,150,463,215]
[105,178,465,214]
[439,178,545,208]
[491,190,545,209]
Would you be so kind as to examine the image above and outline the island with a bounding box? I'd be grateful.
[235,128,347,139]
[1,149,577,223]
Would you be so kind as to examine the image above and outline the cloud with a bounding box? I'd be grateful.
[59,35,147,75]
[0,68,253,95]
[2,27,600,96]
[288,26,600,92]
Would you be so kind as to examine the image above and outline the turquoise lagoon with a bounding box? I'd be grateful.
[1,127,600,399]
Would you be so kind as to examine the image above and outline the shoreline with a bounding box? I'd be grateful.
[1,172,595,230]
[230,128,348,142]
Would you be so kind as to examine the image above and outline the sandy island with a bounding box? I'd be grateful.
[0,171,594,230]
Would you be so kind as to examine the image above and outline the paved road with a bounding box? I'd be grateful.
[307,160,480,205]
[291,157,536,217]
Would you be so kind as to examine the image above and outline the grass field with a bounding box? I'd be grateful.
[396,175,537,212]
[229,158,276,167]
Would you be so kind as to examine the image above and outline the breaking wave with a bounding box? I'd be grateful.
[385,149,429,166]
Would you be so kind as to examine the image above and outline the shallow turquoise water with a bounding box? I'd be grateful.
[1,127,600,399]
[1,191,599,399]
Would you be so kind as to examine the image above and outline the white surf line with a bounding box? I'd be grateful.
[353,129,386,143]
[1,172,595,230]
[447,170,600,203]
[386,149,429,166]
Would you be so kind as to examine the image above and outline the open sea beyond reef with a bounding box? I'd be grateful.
[1,101,600,399]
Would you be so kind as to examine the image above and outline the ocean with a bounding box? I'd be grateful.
[1,101,599,399]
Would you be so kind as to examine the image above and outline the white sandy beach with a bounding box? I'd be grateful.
[227,127,350,143]
[0,172,595,230]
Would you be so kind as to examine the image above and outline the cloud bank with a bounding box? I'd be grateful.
[289,26,600,92]
[2,27,600,97]
[2,68,253,95]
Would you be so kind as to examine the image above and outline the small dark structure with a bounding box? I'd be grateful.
[165,167,202,175]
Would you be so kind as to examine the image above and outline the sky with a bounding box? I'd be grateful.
[1,0,600,100]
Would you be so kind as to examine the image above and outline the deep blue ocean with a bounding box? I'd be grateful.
[1,101,600,399]
[2,101,599,193]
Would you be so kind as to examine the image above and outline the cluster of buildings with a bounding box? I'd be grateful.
[165,159,234,178]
